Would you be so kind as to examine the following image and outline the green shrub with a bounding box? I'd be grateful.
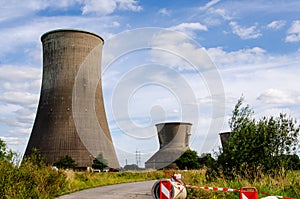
[0,139,67,198]
[53,155,77,169]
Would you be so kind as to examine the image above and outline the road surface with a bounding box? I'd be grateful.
[56,180,157,199]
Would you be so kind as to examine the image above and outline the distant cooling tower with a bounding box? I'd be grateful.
[24,29,120,168]
[145,122,192,170]
[219,132,231,148]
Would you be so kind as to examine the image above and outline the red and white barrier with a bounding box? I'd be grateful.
[160,180,171,199]
[185,184,239,193]
[240,187,258,199]
[151,173,296,199]
[152,177,187,199]
[261,191,296,199]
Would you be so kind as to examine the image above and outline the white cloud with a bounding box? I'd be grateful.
[286,20,300,42]
[158,8,171,16]
[169,22,208,32]
[0,0,79,23]
[118,0,142,12]
[8,128,32,135]
[0,104,22,115]
[199,0,221,11]
[0,65,41,82]
[207,46,300,126]
[168,23,207,38]
[82,0,117,15]
[0,136,28,146]
[81,0,142,15]
[150,31,214,71]
[207,46,267,67]
[0,15,121,58]
[0,92,39,106]
[267,20,286,30]
[229,21,262,39]
[208,8,232,21]
[257,89,300,105]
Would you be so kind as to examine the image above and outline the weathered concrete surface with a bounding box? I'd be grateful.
[145,122,192,169]
[25,29,119,168]
[56,180,156,199]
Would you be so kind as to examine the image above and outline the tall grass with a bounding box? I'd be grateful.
[0,159,66,198]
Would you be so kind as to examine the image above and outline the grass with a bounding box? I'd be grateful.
[1,159,299,199]
[179,170,300,199]
[61,170,166,194]
[60,169,299,199]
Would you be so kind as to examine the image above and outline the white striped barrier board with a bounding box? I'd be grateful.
[160,180,171,199]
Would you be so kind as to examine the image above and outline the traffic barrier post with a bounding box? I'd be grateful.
[240,187,258,199]
[160,180,172,199]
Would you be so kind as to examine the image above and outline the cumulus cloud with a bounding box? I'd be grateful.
[0,0,142,21]
[267,20,286,30]
[208,8,232,21]
[0,65,41,82]
[0,92,39,106]
[0,65,40,136]
[169,22,207,32]
[81,0,142,15]
[257,89,300,104]
[0,136,28,146]
[229,21,262,39]
[0,0,80,23]
[285,20,300,42]
[158,8,171,16]
[150,31,215,71]
[168,22,207,37]
[207,46,267,67]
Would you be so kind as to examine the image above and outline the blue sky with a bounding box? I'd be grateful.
[0,0,300,167]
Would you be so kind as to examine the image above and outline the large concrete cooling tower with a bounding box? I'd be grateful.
[145,122,192,170]
[24,29,120,168]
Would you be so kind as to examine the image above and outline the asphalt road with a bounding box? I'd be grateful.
[56,180,157,199]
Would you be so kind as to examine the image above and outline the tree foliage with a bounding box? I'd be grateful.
[92,153,108,171]
[23,148,47,167]
[0,139,16,163]
[53,155,77,169]
[175,149,201,170]
[198,153,217,169]
[218,97,300,178]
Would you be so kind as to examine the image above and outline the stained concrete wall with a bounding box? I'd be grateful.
[145,122,192,170]
[24,29,120,168]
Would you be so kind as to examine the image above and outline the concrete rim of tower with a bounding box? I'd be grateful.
[41,29,104,44]
[155,122,192,126]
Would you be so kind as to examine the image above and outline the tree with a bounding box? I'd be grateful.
[0,138,15,163]
[175,149,201,170]
[198,153,216,169]
[53,155,77,169]
[218,97,300,178]
[92,153,108,171]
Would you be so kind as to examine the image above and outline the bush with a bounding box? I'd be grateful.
[0,140,67,198]
[175,149,201,170]
[217,97,300,179]
[54,155,77,169]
